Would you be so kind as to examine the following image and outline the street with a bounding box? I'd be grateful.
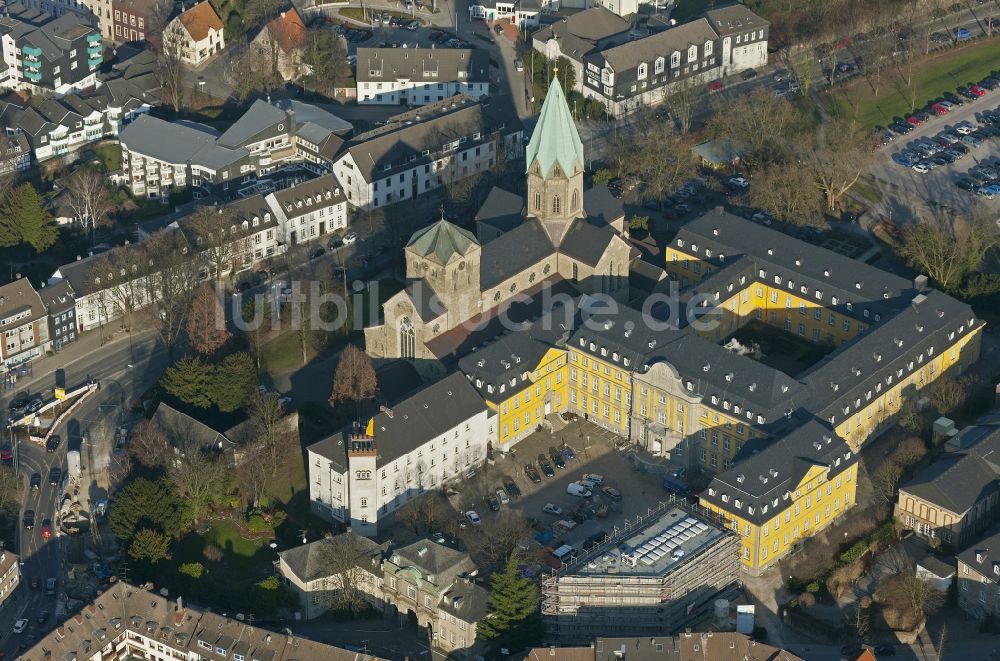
[0,330,166,658]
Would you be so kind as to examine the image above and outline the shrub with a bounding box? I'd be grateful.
[798,592,816,607]
[805,581,821,594]
[870,522,898,551]
[203,544,224,562]
[826,559,866,599]
[840,540,869,564]
[179,562,204,579]
[246,510,287,533]
[881,604,921,632]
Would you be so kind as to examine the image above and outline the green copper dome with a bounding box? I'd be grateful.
[406,219,479,264]
[525,78,585,178]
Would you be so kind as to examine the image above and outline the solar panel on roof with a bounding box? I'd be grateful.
[651,548,667,560]
[640,555,657,566]
[693,522,709,533]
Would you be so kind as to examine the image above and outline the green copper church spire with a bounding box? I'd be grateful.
[525,77,585,177]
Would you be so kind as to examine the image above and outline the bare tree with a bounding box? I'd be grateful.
[167,449,230,525]
[884,570,945,622]
[398,496,443,534]
[318,534,381,614]
[128,420,172,468]
[708,87,800,171]
[144,229,200,356]
[872,461,903,506]
[928,378,966,416]
[64,167,116,241]
[329,344,378,419]
[88,244,150,332]
[477,511,531,569]
[749,162,821,224]
[661,76,704,134]
[803,118,874,212]
[635,123,696,207]
[226,37,280,104]
[186,205,239,283]
[156,20,188,114]
[187,283,231,355]
[235,439,270,509]
[247,392,289,475]
[898,206,1000,291]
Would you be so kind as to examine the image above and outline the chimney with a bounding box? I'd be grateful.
[549,646,556,656]
[914,274,928,290]
[14,273,20,279]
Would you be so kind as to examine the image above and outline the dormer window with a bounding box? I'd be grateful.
[687,45,697,62]
[654,57,665,74]
[670,51,680,67]
[704,40,713,56]
[637,62,648,80]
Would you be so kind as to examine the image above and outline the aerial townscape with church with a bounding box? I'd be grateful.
[0,0,998,659]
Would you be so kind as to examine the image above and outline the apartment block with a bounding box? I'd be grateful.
[0,3,102,95]
[38,278,77,349]
[333,95,523,210]
[541,503,739,642]
[958,530,1000,619]
[19,581,385,661]
[264,173,348,246]
[307,372,493,537]
[0,277,51,370]
[0,551,19,612]
[356,47,490,106]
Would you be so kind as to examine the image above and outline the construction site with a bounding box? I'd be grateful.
[541,500,741,643]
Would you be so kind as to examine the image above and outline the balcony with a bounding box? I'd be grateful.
[87,54,103,66]
[86,33,101,44]
[23,70,41,82]
[21,45,41,57]
[87,43,101,54]
[22,59,40,70]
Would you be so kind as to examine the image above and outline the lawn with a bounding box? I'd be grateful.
[94,142,121,172]
[260,330,318,376]
[173,519,271,574]
[825,37,1000,128]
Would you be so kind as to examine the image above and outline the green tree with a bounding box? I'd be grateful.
[109,477,183,542]
[161,356,215,408]
[477,556,543,654]
[4,183,57,251]
[179,562,205,579]
[212,351,257,412]
[129,528,172,564]
[628,216,650,232]
[250,575,298,614]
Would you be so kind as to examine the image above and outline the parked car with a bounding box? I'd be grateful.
[956,177,978,191]
[930,103,949,115]
[971,84,988,96]
[40,519,51,540]
[465,510,481,525]
[726,176,749,190]
[504,479,521,498]
[23,510,34,530]
[29,473,40,490]
[955,27,972,40]
[48,467,60,485]
[485,495,500,512]
[548,446,565,469]
[602,486,622,501]
[45,578,56,595]
[12,619,27,634]
[911,162,931,173]
[524,463,541,483]
[561,446,575,461]
[582,473,605,485]
[567,482,593,497]
[514,59,524,71]
[538,454,555,477]
[29,576,39,590]
[342,231,358,245]
[36,611,49,625]
[543,503,562,515]
[496,488,510,505]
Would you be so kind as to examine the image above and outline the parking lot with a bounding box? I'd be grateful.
[870,87,1000,219]
[451,418,672,555]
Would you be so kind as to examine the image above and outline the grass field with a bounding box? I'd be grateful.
[94,143,120,172]
[259,330,317,376]
[825,37,1000,128]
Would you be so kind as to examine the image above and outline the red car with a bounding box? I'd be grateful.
[971,84,987,97]
[906,115,923,126]
[707,81,723,92]
[931,103,949,115]
[40,519,51,540]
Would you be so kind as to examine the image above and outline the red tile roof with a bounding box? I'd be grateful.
[178,0,223,41]
[265,8,307,52]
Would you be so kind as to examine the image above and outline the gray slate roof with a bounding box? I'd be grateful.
[458,315,566,397]
[279,533,385,583]
[559,219,617,266]
[439,580,490,623]
[599,18,718,72]
[267,173,345,219]
[217,99,289,149]
[480,218,554,289]
[958,529,1000,582]
[364,372,488,467]
[705,4,770,35]
[583,185,624,228]
[699,419,854,525]
[391,538,475,581]
[900,451,998,516]
[274,99,353,135]
[38,279,75,316]
[356,47,490,85]
[475,186,525,235]
[119,114,223,165]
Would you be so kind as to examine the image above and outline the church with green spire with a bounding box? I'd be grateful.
[365,79,635,375]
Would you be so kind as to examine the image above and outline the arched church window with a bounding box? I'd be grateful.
[399,317,416,360]
[533,191,541,211]
[552,195,561,214]
[571,190,578,211]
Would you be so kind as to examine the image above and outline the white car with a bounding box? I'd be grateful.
[543,503,562,515]
[13,618,28,634]
[496,488,510,505]
[954,124,975,135]
[911,163,931,173]
[342,231,358,245]
[727,176,749,189]
[582,473,605,486]
[515,59,524,72]
[465,510,481,526]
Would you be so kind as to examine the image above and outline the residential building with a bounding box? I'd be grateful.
[120,99,345,199]
[0,277,51,370]
[251,7,309,81]
[532,7,633,93]
[307,372,493,536]
[333,94,523,211]
[362,81,632,376]
[541,503,740,642]
[180,194,284,273]
[38,278,77,349]
[458,315,568,450]
[356,48,490,105]
[917,554,955,593]
[522,633,803,661]
[164,0,223,66]
[468,0,552,27]
[699,419,859,575]
[0,132,30,174]
[111,0,156,43]
[383,539,488,658]
[150,401,238,461]
[0,4,103,95]
[533,4,767,116]
[0,76,151,161]
[274,98,351,172]
[895,418,1000,548]
[276,533,387,619]
[958,529,1000,618]
[264,172,348,246]
[18,581,387,661]
[0,551,19,612]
